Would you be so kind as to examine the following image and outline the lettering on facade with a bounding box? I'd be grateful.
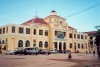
[57,32,64,38]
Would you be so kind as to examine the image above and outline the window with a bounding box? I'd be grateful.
[19,27,23,33]
[60,21,62,24]
[69,43,72,48]
[81,44,84,49]
[55,31,57,36]
[78,34,80,39]
[39,30,43,35]
[4,46,6,50]
[81,35,83,39]
[54,42,57,49]
[85,44,87,49]
[45,41,48,48]
[6,27,8,33]
[90,37,93,39]
[3,27,5,34]
[74,34,76,38]
[26,28,30,34]
[64,32,66,37]
[0,40,1,44]
[12,26,15,33]
[33,40,36,47]
[78,44,80,49]
[90,41,93,44]
[25,40,30,47]
[39,41,43,48]
[69,33,72,38]
[0,28,2,34]
[85,35,87,39]
[33,29,36,35]
[18,40,23,47]
[45,30,48,36]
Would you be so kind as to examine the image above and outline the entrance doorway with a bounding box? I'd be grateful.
[59,42,62,50]
[54,42,57,49]
[63,42,66,50]
[74,43,76,50]
[0,47,2,53]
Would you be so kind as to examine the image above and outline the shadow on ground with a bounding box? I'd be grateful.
[48,59,100,67]
[5,58,26,59]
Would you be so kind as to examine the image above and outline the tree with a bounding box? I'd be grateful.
[94,26,100,52]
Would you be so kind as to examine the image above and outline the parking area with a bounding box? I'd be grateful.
[0,53,100,67]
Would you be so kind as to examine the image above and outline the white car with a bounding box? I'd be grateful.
[50,49,58,54]
[6,50,15,55]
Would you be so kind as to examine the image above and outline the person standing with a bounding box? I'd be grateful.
[93,51,95,56]
[46,49,48,56]
[68,53,72,59]
[86,50,88,54]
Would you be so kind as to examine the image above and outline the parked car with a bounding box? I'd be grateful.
[38,49,51,55]
[62,50,67,54]
[50,49,58,54]
[14,49,28,55]
[6,50,15,55]
[57,50,62,53]
[25,47,39,55]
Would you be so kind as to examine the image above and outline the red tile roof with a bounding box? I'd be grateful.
[68,26,76,30]
[21,18,48,25]
[83,31,96,35]
[44,15,66,20]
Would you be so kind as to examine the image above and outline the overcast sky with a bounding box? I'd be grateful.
[0,0,100,32]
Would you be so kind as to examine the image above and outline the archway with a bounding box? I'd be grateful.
[18,40,23,47]
[25,40,30,47]
[54,42,57,49]
[59,42,62,50]
[74,43,76,50]
[45,41,48,48]
[39,41,43,48]
[63,42,66,50]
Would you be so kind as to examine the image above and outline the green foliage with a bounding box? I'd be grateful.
[95,29,100,46]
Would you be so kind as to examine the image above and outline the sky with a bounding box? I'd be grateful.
[0,0,100,32]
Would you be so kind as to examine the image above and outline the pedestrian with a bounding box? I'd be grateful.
[93,51,95,56]
[68,53,72,59]
[86,50,88,54]
[46,49,48,56]
[89,51,91,54]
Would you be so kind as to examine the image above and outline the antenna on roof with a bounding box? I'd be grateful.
[35,9,38,18]
[32,10,38,23]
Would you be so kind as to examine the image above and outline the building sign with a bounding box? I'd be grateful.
[57,32,64,38]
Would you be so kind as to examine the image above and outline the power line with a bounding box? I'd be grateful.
[66,3,100,18]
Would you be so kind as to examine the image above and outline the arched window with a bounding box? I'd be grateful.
[2,40,4,44]
[45,41,48,48]
[59,42,62,50]
[18,40,23,47]
[63,42,66,50]
[85,43,87,49]
[54,42,57,49]
[25,40,30,47]
[78,43,80,49]
[39,41,43,48]
[69,43,72,48]
[33,40,36,47]
[81,44,84,49]
[0,39,1,44]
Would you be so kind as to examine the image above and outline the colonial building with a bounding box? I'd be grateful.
[84,31,96,52]
[0,10,89,53]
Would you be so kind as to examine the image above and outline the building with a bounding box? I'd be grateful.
[0,10,89,53]
[84,31,97,52]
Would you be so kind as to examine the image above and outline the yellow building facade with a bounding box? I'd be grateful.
[0,10,89,53]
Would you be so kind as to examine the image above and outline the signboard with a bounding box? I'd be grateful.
[57,32,64,38]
